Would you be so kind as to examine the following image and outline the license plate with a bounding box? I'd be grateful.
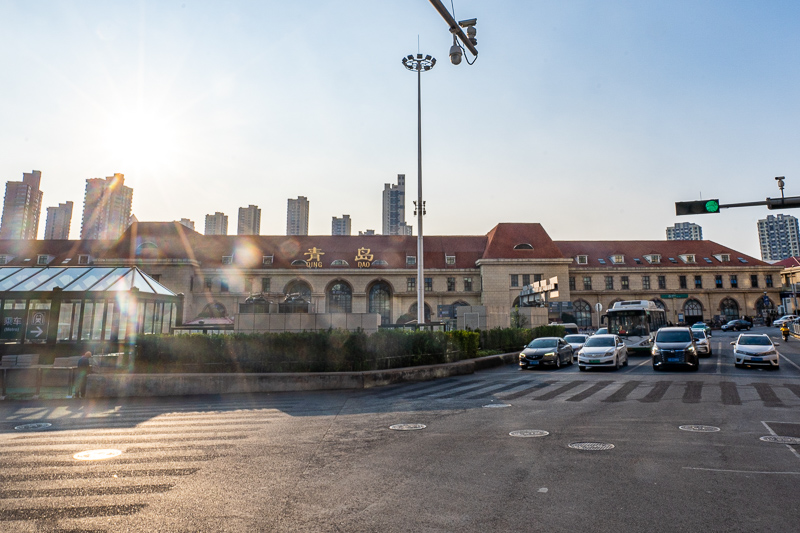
[529,361,538,365]
[667,357,680,363]
[749,357,763,362]
[590,360,600,364]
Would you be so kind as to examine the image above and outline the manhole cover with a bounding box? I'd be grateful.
[73,449,123,461]
[759,436,800,445]
[389,424,426,431]
[509,430,549,438]
[483,403,512,409]
[14,423,52,431]
[679,425,721,433]
[569,442,615,451]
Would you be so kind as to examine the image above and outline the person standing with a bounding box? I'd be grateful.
[75,351,92,398]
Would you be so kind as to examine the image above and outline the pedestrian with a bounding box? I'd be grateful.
[75,351,92,399]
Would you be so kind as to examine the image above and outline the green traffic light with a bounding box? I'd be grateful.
[705,200,719,213]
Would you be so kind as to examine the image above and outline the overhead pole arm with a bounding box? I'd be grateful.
[427,0,479,57]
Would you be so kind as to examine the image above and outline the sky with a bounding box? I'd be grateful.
[1,0,799,259]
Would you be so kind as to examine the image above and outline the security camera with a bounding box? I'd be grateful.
[449,42,462,65]
[458,18,477,28]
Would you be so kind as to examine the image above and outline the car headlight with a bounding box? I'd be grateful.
[764,349,778,356]
[545,352,555,357]
[652,346,660,355]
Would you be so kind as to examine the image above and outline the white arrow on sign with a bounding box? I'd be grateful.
[30,326,43,338]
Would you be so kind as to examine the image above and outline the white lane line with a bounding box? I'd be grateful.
[762,420,800,462]
[683,467,800,475]
[779,353,800,373]
[634,357,651,370]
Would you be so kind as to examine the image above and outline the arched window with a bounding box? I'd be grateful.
[573,300,592,328]
[327,281,352,313]
[369,281,392,325]
[285,280,312,299]
[720,298,739,321]
[198,302,227,318]
[755,295,774,314]
[409,302,432,323]
[684,299,703,323]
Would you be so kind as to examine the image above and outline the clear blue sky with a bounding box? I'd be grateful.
[1,1,798,259]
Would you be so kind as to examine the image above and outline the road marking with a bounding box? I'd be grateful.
[762,420,800,462]
[779,353,800,373]
[682,467,800,475]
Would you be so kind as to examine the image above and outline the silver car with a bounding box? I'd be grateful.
[731,334,780,369]
[577,334,628,371]
[692,329,712,356]
[564,334,590,360]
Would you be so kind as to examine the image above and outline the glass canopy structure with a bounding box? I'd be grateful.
[0,266,181,345]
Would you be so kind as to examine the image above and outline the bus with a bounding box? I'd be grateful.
[603,300,667,354]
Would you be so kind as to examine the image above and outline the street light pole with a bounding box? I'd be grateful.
[402,53,435,325]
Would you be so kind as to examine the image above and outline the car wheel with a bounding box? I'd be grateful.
[614,356,620,370]
[579,365,586,371]
[734,363,742,369]
[555,357,561,369]
[652,363,660,371]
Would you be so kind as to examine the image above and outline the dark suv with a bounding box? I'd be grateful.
[651,327,699,371]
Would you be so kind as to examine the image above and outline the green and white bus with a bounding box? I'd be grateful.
[604,300,667,354]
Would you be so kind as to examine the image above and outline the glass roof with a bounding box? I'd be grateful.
[0,266,176,295]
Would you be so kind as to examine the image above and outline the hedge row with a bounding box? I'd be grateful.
[134,326,564,373]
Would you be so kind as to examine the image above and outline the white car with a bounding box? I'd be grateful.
[731,334,780,369]
[773,315,798,328]
[578,334,628,371]
[564,334,590,360]
[691,329,712,356]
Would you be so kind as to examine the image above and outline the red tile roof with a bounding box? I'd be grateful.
[555,240,769,267]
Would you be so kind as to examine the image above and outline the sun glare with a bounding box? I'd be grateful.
[104,110,178,172]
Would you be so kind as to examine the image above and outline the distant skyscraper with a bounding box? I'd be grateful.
[287,196,309,236]
[0,170,44,240]
[204,212,228,235]
[666,222,703,241]
[237,205,261,235]
[359,229,376,236]
[332,215,351,236]
[177,218,195,231]
[80,173,133,240]
[382,174,412,235]
[44,201,74,240]
[758,214,800,261]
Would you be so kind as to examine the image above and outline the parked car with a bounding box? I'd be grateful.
[773,315,798,328]
[564,334,590,360]
[593,327,608,336]
[691,329,712,356]
[519,337,573,369]
[577,334,628,371]
[721,319,752,331]
[731,334,780,369]
[651,327,699,371]
[691,322,711,336]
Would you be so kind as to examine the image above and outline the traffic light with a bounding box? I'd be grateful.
[766,196,800,210]
[675,199,720,216]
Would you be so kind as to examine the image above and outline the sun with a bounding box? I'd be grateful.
[103,109,178,173]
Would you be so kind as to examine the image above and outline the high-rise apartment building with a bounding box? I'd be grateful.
[204,212,228,235]
[666,222,703,241]
[237,205,261,235]
[44,201,74,240]
[287,196,309,236]
[80,173,133,240]
[758,214,800,261]
[332,215,351,236]
[0,170,44,240]
[382,174,412,235]
[177,218,195,231]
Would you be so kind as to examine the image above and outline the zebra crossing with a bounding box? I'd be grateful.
[0,397,304,529]
[374,376,800,408]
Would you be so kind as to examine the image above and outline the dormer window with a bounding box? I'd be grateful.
[577,255,588,265]
[513,243,533,250]
[331,259,349,267]
[222,255,234,265]
[78,255,90,265]
[291,259,308,267]
[713,253,731,262]
[644,254,661,264]
[611,255,624,264]
[680,254,696,264]
[262,255,274,266]
[445,255,456,265]
[0,255,9,265]
[37,255,50,265]
[406,256,416,266]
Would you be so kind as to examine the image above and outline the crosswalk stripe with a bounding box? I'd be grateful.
[720,381,742,405]
[602,381,641,402]
[533,381,586,401]
[566,381,613,402]
[753,383,785,408]
[639,381,671,403]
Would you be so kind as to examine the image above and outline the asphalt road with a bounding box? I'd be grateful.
[1,326,799,532]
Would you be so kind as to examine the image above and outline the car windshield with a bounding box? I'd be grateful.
[738,336,772,346]
[595,328,608,335]
[692,331,706,340]
[528,338,558,348]
[584,336,615,347]
[656,330,692,342]
[564,335,586,343]
[691,324,705,328]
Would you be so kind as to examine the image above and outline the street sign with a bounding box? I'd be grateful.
[660,294,688,299]
[26,309,48,341]
[595,303,603,313]
[0,309,26,341]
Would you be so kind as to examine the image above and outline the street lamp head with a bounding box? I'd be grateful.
[402,53,436,73]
